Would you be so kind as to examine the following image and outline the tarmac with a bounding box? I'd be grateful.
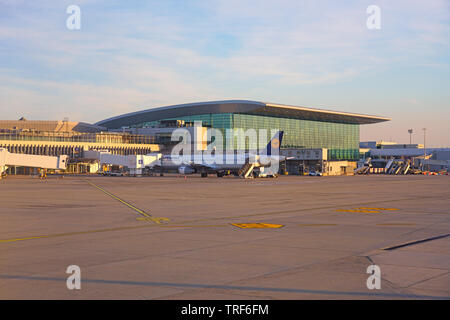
[0,174,449,299]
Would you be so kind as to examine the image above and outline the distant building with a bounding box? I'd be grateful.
[0,119,105,133]
[98,100,390,162]
[359,139,449,172]
[432,150,450,161]
[359,141,377,149]
[360,141,423,149]
[2,101,392,175]
[0,119,160,174]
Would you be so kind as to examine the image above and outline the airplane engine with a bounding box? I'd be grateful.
[178,166,196,174]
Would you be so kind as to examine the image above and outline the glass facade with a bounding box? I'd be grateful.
[136,112,360,161]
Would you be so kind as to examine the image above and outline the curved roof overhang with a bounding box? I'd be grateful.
[96,100,390,129]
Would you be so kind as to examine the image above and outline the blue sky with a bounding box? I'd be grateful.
[1,0,449,146]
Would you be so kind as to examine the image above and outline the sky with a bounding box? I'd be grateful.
[0,0,449,147]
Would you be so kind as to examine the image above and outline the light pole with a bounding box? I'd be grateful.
[408,129,413,145]
[422,128,426,170]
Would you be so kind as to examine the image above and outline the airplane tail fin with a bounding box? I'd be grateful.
[266,131,284,155]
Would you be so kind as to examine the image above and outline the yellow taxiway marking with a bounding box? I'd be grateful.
[0,224,226,244]
[336,209,381,213]
[158,225,226,228]
[85,180,169,224]
[231,223,284,229]
[336,207,401,214]
[376,223,416,226]
[357,207,400,211]
[298,223,338,227]
[136,217,171,224]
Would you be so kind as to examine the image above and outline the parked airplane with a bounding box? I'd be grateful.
[155,131,287,178]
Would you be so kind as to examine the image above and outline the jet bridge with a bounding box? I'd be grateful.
[83,150,162,175]
[0,148,68,177]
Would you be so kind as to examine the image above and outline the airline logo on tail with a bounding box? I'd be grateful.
[266,131,284,155]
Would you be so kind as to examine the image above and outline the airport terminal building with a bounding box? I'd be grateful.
[97,100,390,162]
[0,119,160,174]
[1,101,390,176]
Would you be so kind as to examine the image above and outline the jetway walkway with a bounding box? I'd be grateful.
[0,148,68,178]
[84,150,162,175]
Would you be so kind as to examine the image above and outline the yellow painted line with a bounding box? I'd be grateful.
[357,207,400,211]
[0,224,226,244]
[86,180,150,217]
[376,223,416,226]
[136,217,171,224]
[298,224,338,227]
[0,226,151,244]
[231,223,284,229]
[85,180,169,224]
[0,235,54,243]
[335,209,381,213]
[158,225,226,228]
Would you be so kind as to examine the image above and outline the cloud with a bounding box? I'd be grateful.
[0,0,449,147]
